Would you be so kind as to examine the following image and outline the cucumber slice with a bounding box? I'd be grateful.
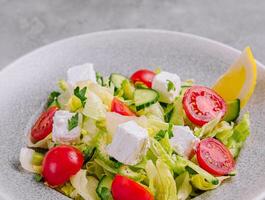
[223,99,240,122]
[110,73,128,89]
[134,88,159,110]
[96,175,113,200]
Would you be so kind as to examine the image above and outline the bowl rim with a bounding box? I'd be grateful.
[1,29,264,75]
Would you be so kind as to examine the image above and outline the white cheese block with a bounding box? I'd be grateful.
[169,126,199,158]
[52,110,81,143]
[106,121,149,165]
[152,71,181,103]
[105,112,137,136]
[67,63,97,86]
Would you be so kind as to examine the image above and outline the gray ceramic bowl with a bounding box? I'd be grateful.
[0,30,264,200]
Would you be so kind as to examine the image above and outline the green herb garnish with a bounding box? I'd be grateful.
[96,72,105,86]
[68,113,79,131]
[34,174,43,182]
[47,91,61,108]
[154,123,174,141]
[167,80,176,92]
[74,86,87,107]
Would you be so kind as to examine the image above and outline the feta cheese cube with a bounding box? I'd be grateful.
[106,112,137,136]
[152,71,181,103]
[106,121,149,165]
[169,126,199,158]
[67,63,96,86]
[52,110,82,143]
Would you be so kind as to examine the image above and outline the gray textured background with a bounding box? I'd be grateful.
[0,0,265,69]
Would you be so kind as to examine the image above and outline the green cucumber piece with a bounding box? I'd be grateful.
[110,73,128,89]
[223,99,240,122]
[96,175,113,200]
[134,88,159,110]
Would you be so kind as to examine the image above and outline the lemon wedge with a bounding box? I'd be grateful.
[212,47,257,108]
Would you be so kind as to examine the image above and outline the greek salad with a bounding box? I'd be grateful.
[20,50,255,200]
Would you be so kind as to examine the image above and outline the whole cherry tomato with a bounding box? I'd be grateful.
[42,145,84,186]
[112,175,154,200]
[130,69,156,88]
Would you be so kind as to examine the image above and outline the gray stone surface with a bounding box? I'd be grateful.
[0,0,265,69]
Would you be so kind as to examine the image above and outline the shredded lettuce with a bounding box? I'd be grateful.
[226,113,250,157]
[57,80,69,92]
[86,161,106,179]
[82,117,100,136]
[191,174,230,191]
[214,121,234,144]
[144,103,164,121]
[146,159,177,200]
[120,79,135,100]
[56,182,79,198]
[170,97,185,126]
[150,138,185,174]
[19,148,39,173]
[105,112,136,136]
[82,91,106,120]
[83,81,113,108]
[194,114,222,138]
[159,133,173,155]
[27,133,52,149]
[70,170,100,200]
[175,172,192,200]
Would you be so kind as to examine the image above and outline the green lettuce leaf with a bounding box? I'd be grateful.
[70,170,100,200]
[191,174,230,191]
[194,114,222,138]
[145,159,177,200]
[145,102,165,121]
[82,91,106,120]
[170,97,185,126]
[175,172,192,200]
[227,113,250,157]
[56,182,77,198]
[149,139,185,174]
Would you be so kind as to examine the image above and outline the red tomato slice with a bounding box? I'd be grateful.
[112,175,154,200]
[42,145,84,186]
[111,98,136,116]
[130,69,156,88]
[30,106,58,143]
[183,86,226,126]
[196,138,235,176]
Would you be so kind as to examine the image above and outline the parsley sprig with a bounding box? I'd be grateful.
[167,80,176,92]
[47,91,61,108]
[74,86,87,107]
[154,123,174,141]
[68,113,79,131]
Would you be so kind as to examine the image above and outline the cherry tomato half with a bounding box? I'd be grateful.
[42,145,84,186]
[111,175,154,200]
[111,98,136,116]
[130,69,156,88]
[196,138,235,176]
[183,86,226,126]
[31,106,58,143]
